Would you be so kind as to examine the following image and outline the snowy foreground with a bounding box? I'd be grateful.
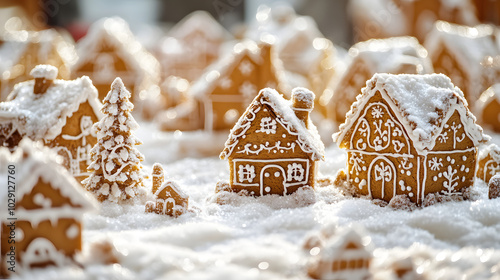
[18,122,500,280]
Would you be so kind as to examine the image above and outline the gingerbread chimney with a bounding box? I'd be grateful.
[152,163,164,194]
[30,64,58,94]
[291,87,315,128]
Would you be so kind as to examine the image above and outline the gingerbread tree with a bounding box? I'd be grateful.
[83,77,145,202]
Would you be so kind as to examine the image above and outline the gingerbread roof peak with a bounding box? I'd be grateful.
[321,227,372,259]
[0,74,102,140]
[350,36,432,74]
[0,139,98,220]
[334,73,490,153]
[220,87,325,161]
[478,143,500,162]
[156,181,188,200]
[30,64,58,80]
[169,10,231,41]
[425,21,500,74]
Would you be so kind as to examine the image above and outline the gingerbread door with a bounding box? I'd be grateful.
[368,156,396,201]
[260,165,286,196]
[22,238,66,268]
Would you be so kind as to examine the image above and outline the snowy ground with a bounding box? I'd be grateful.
[16,122,500,280]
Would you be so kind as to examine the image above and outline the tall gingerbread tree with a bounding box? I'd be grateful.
[83,77,145,202]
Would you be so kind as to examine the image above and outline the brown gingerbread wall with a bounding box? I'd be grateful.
[480,99,500,132]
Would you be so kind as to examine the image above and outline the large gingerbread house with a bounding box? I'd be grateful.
[329,37,433,125]
[0,29,77,100]
[0,65,103,182]
[220,87,324,196]
[158,40,286,132]
[72,17,160,101]
[0,139,97,276]
[425,21,500,106]
[475,83,500,133]
[333,73,489,204]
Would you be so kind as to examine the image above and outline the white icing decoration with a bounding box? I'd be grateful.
[33,193,52,208]
[21,238,68,269]
[287,163,305,181]
[256,117,277,134]
[66,224,79,239]
[428,157,443,171]
[238,60,254,75]
[236,141,296,155]
[238,164,256,183]
[239,81,257,100]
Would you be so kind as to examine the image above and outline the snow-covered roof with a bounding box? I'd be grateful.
[0,75,102,140]
[321,227,372,260]
[30,64,58,80]
[350,36,433,74]
[476,83,500,116]
[334,73,490,154]
[168,10,232,42]
[425,21,500,77]
[0,139,98,221]
[73,17,159,80]
[478,143,500,162]
[349,0,408,37]
[220,87,325,161]
[156,181,188,200]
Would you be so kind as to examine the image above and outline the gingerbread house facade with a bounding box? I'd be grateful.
[158,40,286,132]
[0,140,97,276]
[333,74,489,204]
[476,144,500,184]
[220,87,324,196]
[72,17,160,101]
[329,37,433,125]
[0,65,103,182]
[475,84,500,132]
[425,21,500,106]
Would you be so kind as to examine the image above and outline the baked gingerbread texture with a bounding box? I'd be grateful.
[476,144,500,184]
[220,87,324,196]
[0,139,97,276]
[0,65,102,182]
[307,227,372,280]
[489,174,500,199]
[475,84,500,132]
[333,73,489,204]
[329,36,433,125]
[72,17,160,102]
[425,21,500,107]
[157,40,286,132]
[83,78,145,203]
[0,29,76,100]
[145,163,189,217]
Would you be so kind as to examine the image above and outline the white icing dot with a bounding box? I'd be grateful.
[462,156,467,161]
[274,172,280,177]
[242,135,246,139]
[433,176,438,181]
[66,224,79,239]
[446,156,451,162]
[355,177,360,183]
[265,173,270,178]
[409,193,414,197]
[362,167,367,171]
[406,186,411,191]
[253,145,257,148]
[400,170,405,174]
[273,150,277,153]
[451,159,455,164]
[265,187,271,192]
[15,228,24,242]
[406,171,411,176]
[438,173,442,178]
[460,165,465,171]
[280,150,284,153]
[462,177,465,182]
[282,134,286,138]
[263,109,267,112]
[465,168,470,173]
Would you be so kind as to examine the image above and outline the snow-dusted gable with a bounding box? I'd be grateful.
[334,73,489,154]
[156,181,188,200]
[168,11,232,42]
[0,76,102,140]
[0,140,97,221]
[221,87,324,161]
[321,227,372,261]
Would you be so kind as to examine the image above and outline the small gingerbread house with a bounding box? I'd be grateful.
[475,84,500,133]
[329,37,433,125]
[220,87,324,196]
[0,65,103,182]
[425,21,500,106]
[158,40,286,132]
[72,17,160,101]
[0,29,77,100]
[333,73,489,204]
[476,144,500,184]
[0,139,97,276]
[307,227,372,280]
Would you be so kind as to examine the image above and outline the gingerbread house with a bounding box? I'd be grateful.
[0,29,77,100]
[329,37,433,125]
[476,144,500,184]
[72,17,160,101]
[0,139,97,276]
[425,21,500,106]
[333,73,489,204]
[0,65,103,182]
[157,11,232,82]
[220,87,324,196]
[307,227,372,280]
[349,0,478,42]
[475,84,500,133]
[157,40,286,132]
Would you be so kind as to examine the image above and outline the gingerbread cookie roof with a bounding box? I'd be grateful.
[350,36,433,74]
[220,87,324,161]
[0,139,97,221]
[321,227,372,260]
[334,73,490,154]
[476,83,500,114]
[168,10,232,41]
[0,75,102,140]
[425,21,500,74]
[74,17,159,79]
[156,181,188,199]
[478,143,500,162]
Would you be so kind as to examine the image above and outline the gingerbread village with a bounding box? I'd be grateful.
[2,1,500,279]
